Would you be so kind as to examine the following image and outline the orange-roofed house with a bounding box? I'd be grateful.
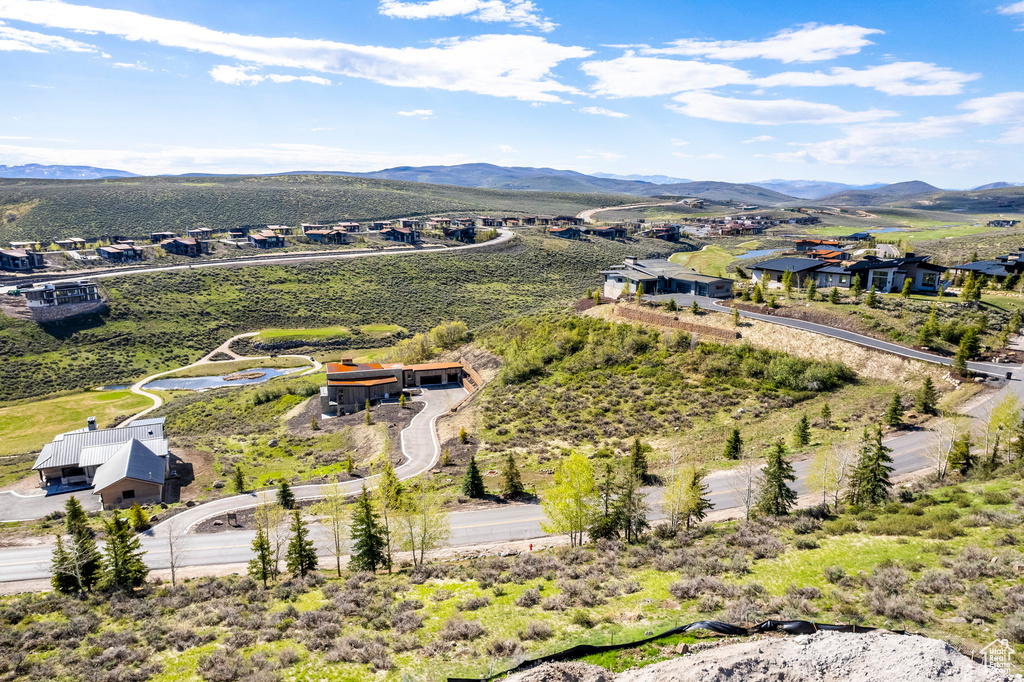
[320,358,466,415]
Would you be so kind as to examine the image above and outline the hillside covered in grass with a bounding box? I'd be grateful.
[0,233,690,402]
[0,175,635,242]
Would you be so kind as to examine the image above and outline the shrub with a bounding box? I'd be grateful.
[983,489,1013,505]
[824,566,846,584]
[794,536,819,550]
[867,591,928,624]
[865,515,932,536]
[390,610,423,634]
[869,566,909,596]
[277,648,300,667]
[1000,610,1024,644]
[570,610,595,628]
[487,639,522,658]
[440,617,486,642]
[914,570,960,595]
[541,594,569,611]
[925,521,965,540]
[696,595,723,612]
[197,651,250,682]
[520,621,553,641]
[459,596,491,612]
[431,589,453,602]
[792,518,820,535]
[515,588,541,608]
[822,518,859,535]
[724,597,762,624]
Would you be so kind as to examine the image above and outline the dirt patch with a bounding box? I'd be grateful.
[288,396,422,466]
[507,631,1013,682]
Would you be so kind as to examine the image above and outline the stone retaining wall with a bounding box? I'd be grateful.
[29,300,107,322]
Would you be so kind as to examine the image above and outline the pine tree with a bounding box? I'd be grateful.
[501,452,524,498]
[285,510,318,577]
[683,468,714,530]
[851,277,863,298]
[917,305,939,345]
[915,377,938,415]
[806,279,817,301]
[959,327,981,359]
[399,393,407,408]
[690,300,701,315]
[248,527,273,588]
[462,454,485,498]
[782,269,793,298]
[52,497,100,594]
[310,416,321,430]
[828,287,841,304]
[793,414,811,448]
[593,289,602,305]
[848,426,893,506]
[459,426,469,444]
[65,496,90,538]
[636,281,645,301]
[629,437,650,483]
[51,535,79,594]
[277,481,295,510]
[948,433,975,476]
[901,278,912,298]
[101,512,149,591]
[589,462,620,541]
[723,428,742,460]
[883,392,904,427]
[752,284,765,304]
[732,307,741,326]
[960,271,977,302]
[755,441,798,516]
[128,502,149,531]
[820,403,832,430]
[614,467,649,543]
[865,286,877,308]
[232,465,246,493]
[349,485,387,573]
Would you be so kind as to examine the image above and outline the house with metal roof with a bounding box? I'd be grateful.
[601,257,734,299]
[750,257,825,288]
[950,248,1024,284]
[753,254,947,293]
[320,359,466,415]
[31,417,170,508]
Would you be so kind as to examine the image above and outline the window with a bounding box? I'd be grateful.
[921,273,938,288]
[122,489,135,499]
[871,271,889,291]
[776,273,783,282]
[840,276,847,284]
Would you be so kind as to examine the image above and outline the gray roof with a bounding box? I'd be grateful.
[32,418,166,471]
[91,439,166,494]
[953,261,1012,277]
[79,438,168,468]
[612,258,732,285]
[816,265,853,275]
[750,257,824,273]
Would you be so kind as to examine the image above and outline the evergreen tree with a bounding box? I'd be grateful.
[850,277,863,298]
[285,510,318,577]
[501,452,524,498]
[806,279,817,301]
[793,414,811,448]
[782,269,793,298]
[901,278,912,298]
[399,393,407,408]
[127,502,149,531]
[349,485,387,573]
[690,300,701,315]
[588,462,620,541]
[277,481,295,510]
[614,467,649,543]
[101,512,149,591]
[732,307,741,326]
[755,441,798,516]
[248,527,273,588]
[459,426,469,444]
[593,289,602,305]
[917,305,939,345]
[953,347,969,375]
[65,496,90,538]
[959,327,981,359]
[883,392,904,427]
[666,298,678,311]
[636,281,645,301]
[50,535,79,594]
[828,287,841,304]
[820,403,833,430]
[722,428,742,460]
[1007,309,1022,334]
[752,284,765,304]
[683,468,714,530]
[52,497,100,594]
[462,454,485,498]
[629,437,650,483]
[865,286,877,308]
[948,433,975,476]
[915,377,938,415]
[365,399,372,425]
[232,465,245,494]
[848,426,893,506]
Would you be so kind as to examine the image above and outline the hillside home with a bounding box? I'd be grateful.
[0,248,46,271]
[549,225,581,239]
[502,216,521,226]
[807,249,849,263]
[950,248,1024,283]
[554,216,584,226]
[186,228,214,240]
[249,230,285,248]
[54,238,87,250]
[399,219,421,231]
[443,224,476,241]
[372,220,395,231]
[161,237,210,256]
[321,360,466,415]
[681,198,705,208]
[337,222,361,232]
[97,244,142,262]
[381,226,417,243]
[601,257,733,299]
[753,254,947,293]
[266,225,293,235]
[305,229,351,245]
[22,281,101,308]
[988,220,1020,228]
[476,216,502,227]
[795,239,843,252]
[649,224,680,241]
[586,225,627,239]
[32,417,170,509]
[429,217,453,229]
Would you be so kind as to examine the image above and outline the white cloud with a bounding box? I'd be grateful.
[582,53,750,97]
[759,62,979,96]
[210,65,331,85]
[397,109,435,118]
[646,24,883,63]
[379,0,555,32]
[577,106,628,118]
[0,140,472,175]
[743,135,774,143]
[774,140,982,169]
[112,61,150,71]
[668,91,897,125]
[998,1,1024,15]
[670,139,689,146]
[0,19,99,53]
[0,0,589,102]
[498,144,516,152]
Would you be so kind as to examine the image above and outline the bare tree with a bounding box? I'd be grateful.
[827,441,856,509]
[163,513,190,588]
[312,484,349,576]
[806,447,832,509]
[930,415,968,482]
[729,450,760,521]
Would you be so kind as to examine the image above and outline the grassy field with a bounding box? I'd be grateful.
[669,245,735,278]
[0,175,636,242]
[161,357,314,379]
[254,325,405,346]
[0,389,151,457]
[0,233,690,403]
[3,468,1022,680]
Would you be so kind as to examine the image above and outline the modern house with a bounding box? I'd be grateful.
[248,229,286,248]
[305,229,351,245]
[549,225,581,240]
[648,224,680,241]
[0,248,46,271]
[950,248,1024,284]
[97,244,142,262]
[320,360,466,415]
[443,224,476,241]
[795,239,843,252]
[752,254,947,293]
[32,417,170,509]
[988,220,1020,228]
[806,249,849,263]
[586,225,627,239]
[186,228,214,240]
[150,232,176,242]
[381,226,417,243]
[372,220,395,231]
[601,257,734,299]
[22,281,101,308]
[54,238,87,250]
[161,237,210,256]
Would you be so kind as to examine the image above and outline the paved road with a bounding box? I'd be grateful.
[576,202,678,224]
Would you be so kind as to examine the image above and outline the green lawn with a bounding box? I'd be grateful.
[0,389,151,457]
[255,326,352,343]
[670,246,735,278]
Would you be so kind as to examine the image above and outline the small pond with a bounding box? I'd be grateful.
[97,384,132,391]
[733,247,784,260]
[866,227,906,234]
[144,367,308,391]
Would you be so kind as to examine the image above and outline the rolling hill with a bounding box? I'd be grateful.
[749,179,887,200]
[898,185,1024,212]
[0,163,138,180]
[814,180,942,205]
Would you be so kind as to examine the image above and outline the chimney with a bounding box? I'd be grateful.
[905,252,915,258]
[87,417,97,431]
[624,256,638,266]
[341,357,354,365]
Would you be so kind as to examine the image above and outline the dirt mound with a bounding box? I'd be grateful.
[506,632,1014,682]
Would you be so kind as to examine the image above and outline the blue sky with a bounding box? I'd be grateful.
[0,0,1023,186]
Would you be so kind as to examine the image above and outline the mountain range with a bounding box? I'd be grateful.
[0,163,138,180]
